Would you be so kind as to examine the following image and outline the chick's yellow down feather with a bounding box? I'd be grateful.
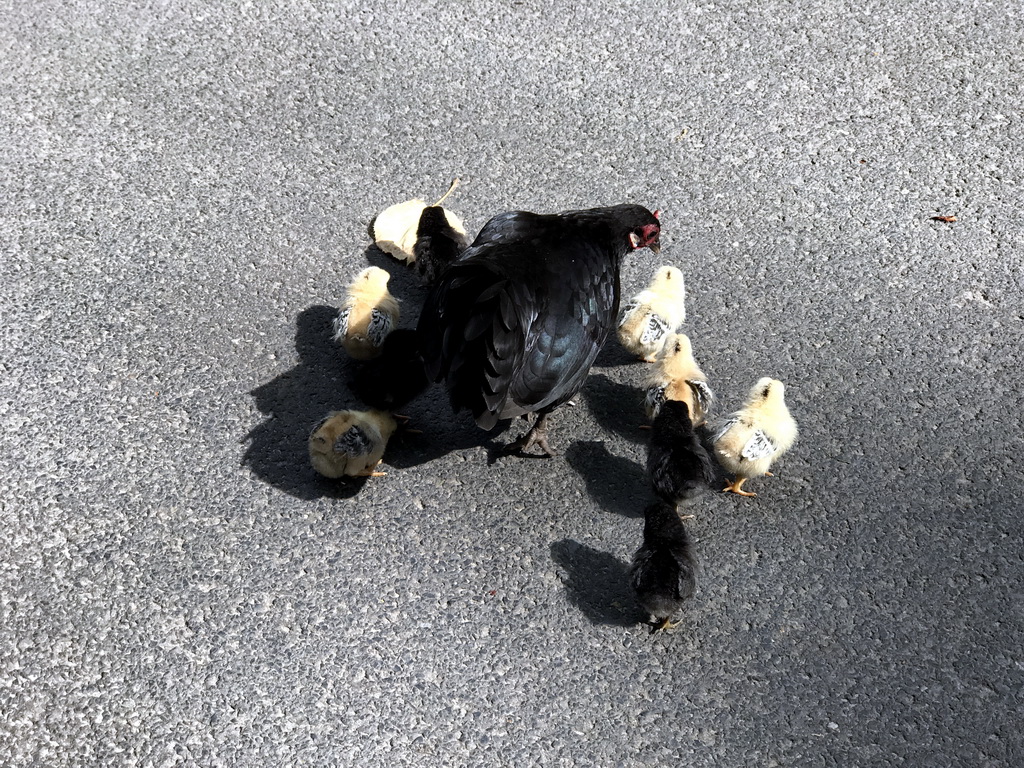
[618,265,687,361]
[373,180,467,264]
[309,410,398,478]
[713,377,797,497]
[644,333,713,425]
[333,266,400,360]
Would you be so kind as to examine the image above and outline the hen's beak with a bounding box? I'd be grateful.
[629,232,661,254]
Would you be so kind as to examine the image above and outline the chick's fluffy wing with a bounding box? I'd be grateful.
[740,429,777,460]
[334,424,374,457]
[366,308,394,347]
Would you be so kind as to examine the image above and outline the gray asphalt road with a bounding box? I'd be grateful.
[3,1,1022,766]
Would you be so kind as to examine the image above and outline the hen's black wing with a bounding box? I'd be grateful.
[419,259,532,428]
[418,207,652,430]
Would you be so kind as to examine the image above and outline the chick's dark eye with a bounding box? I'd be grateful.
[762,386,771,398]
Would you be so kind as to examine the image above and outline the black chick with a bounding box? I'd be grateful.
[630,501,697,631]
[352,329,430,411]
[647,399,717,508]
[414,205,470,285]
[417,204,662,456]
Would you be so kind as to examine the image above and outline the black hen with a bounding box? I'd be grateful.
[418,204,661,455]
[630,501,696,631]
[647,399,717,507]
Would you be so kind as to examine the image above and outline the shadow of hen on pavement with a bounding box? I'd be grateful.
[581,372,650,444]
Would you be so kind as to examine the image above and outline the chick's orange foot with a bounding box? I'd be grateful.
[357,460,387,477]
[722,478,756,497]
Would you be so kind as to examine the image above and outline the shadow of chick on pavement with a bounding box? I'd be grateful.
[550,539,641,627]
[243,304,367,500]
[363,243,429,311]
[565,440,652,519]
[582,372,649,444]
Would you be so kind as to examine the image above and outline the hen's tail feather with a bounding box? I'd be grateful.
[421,265,522,429]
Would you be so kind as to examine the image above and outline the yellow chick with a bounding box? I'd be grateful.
[332,266,400,360]
[372,179,467,264]
[618,265,687,361]
[308,410,398,479]
[713,377,798,497]
[644,332,713,426]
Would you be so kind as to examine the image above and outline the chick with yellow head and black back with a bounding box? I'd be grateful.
[647,399,717,508]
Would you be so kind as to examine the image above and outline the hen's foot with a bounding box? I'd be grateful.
[503,413,555,457]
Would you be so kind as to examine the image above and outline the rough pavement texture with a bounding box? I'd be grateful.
[2,1,1022,766]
